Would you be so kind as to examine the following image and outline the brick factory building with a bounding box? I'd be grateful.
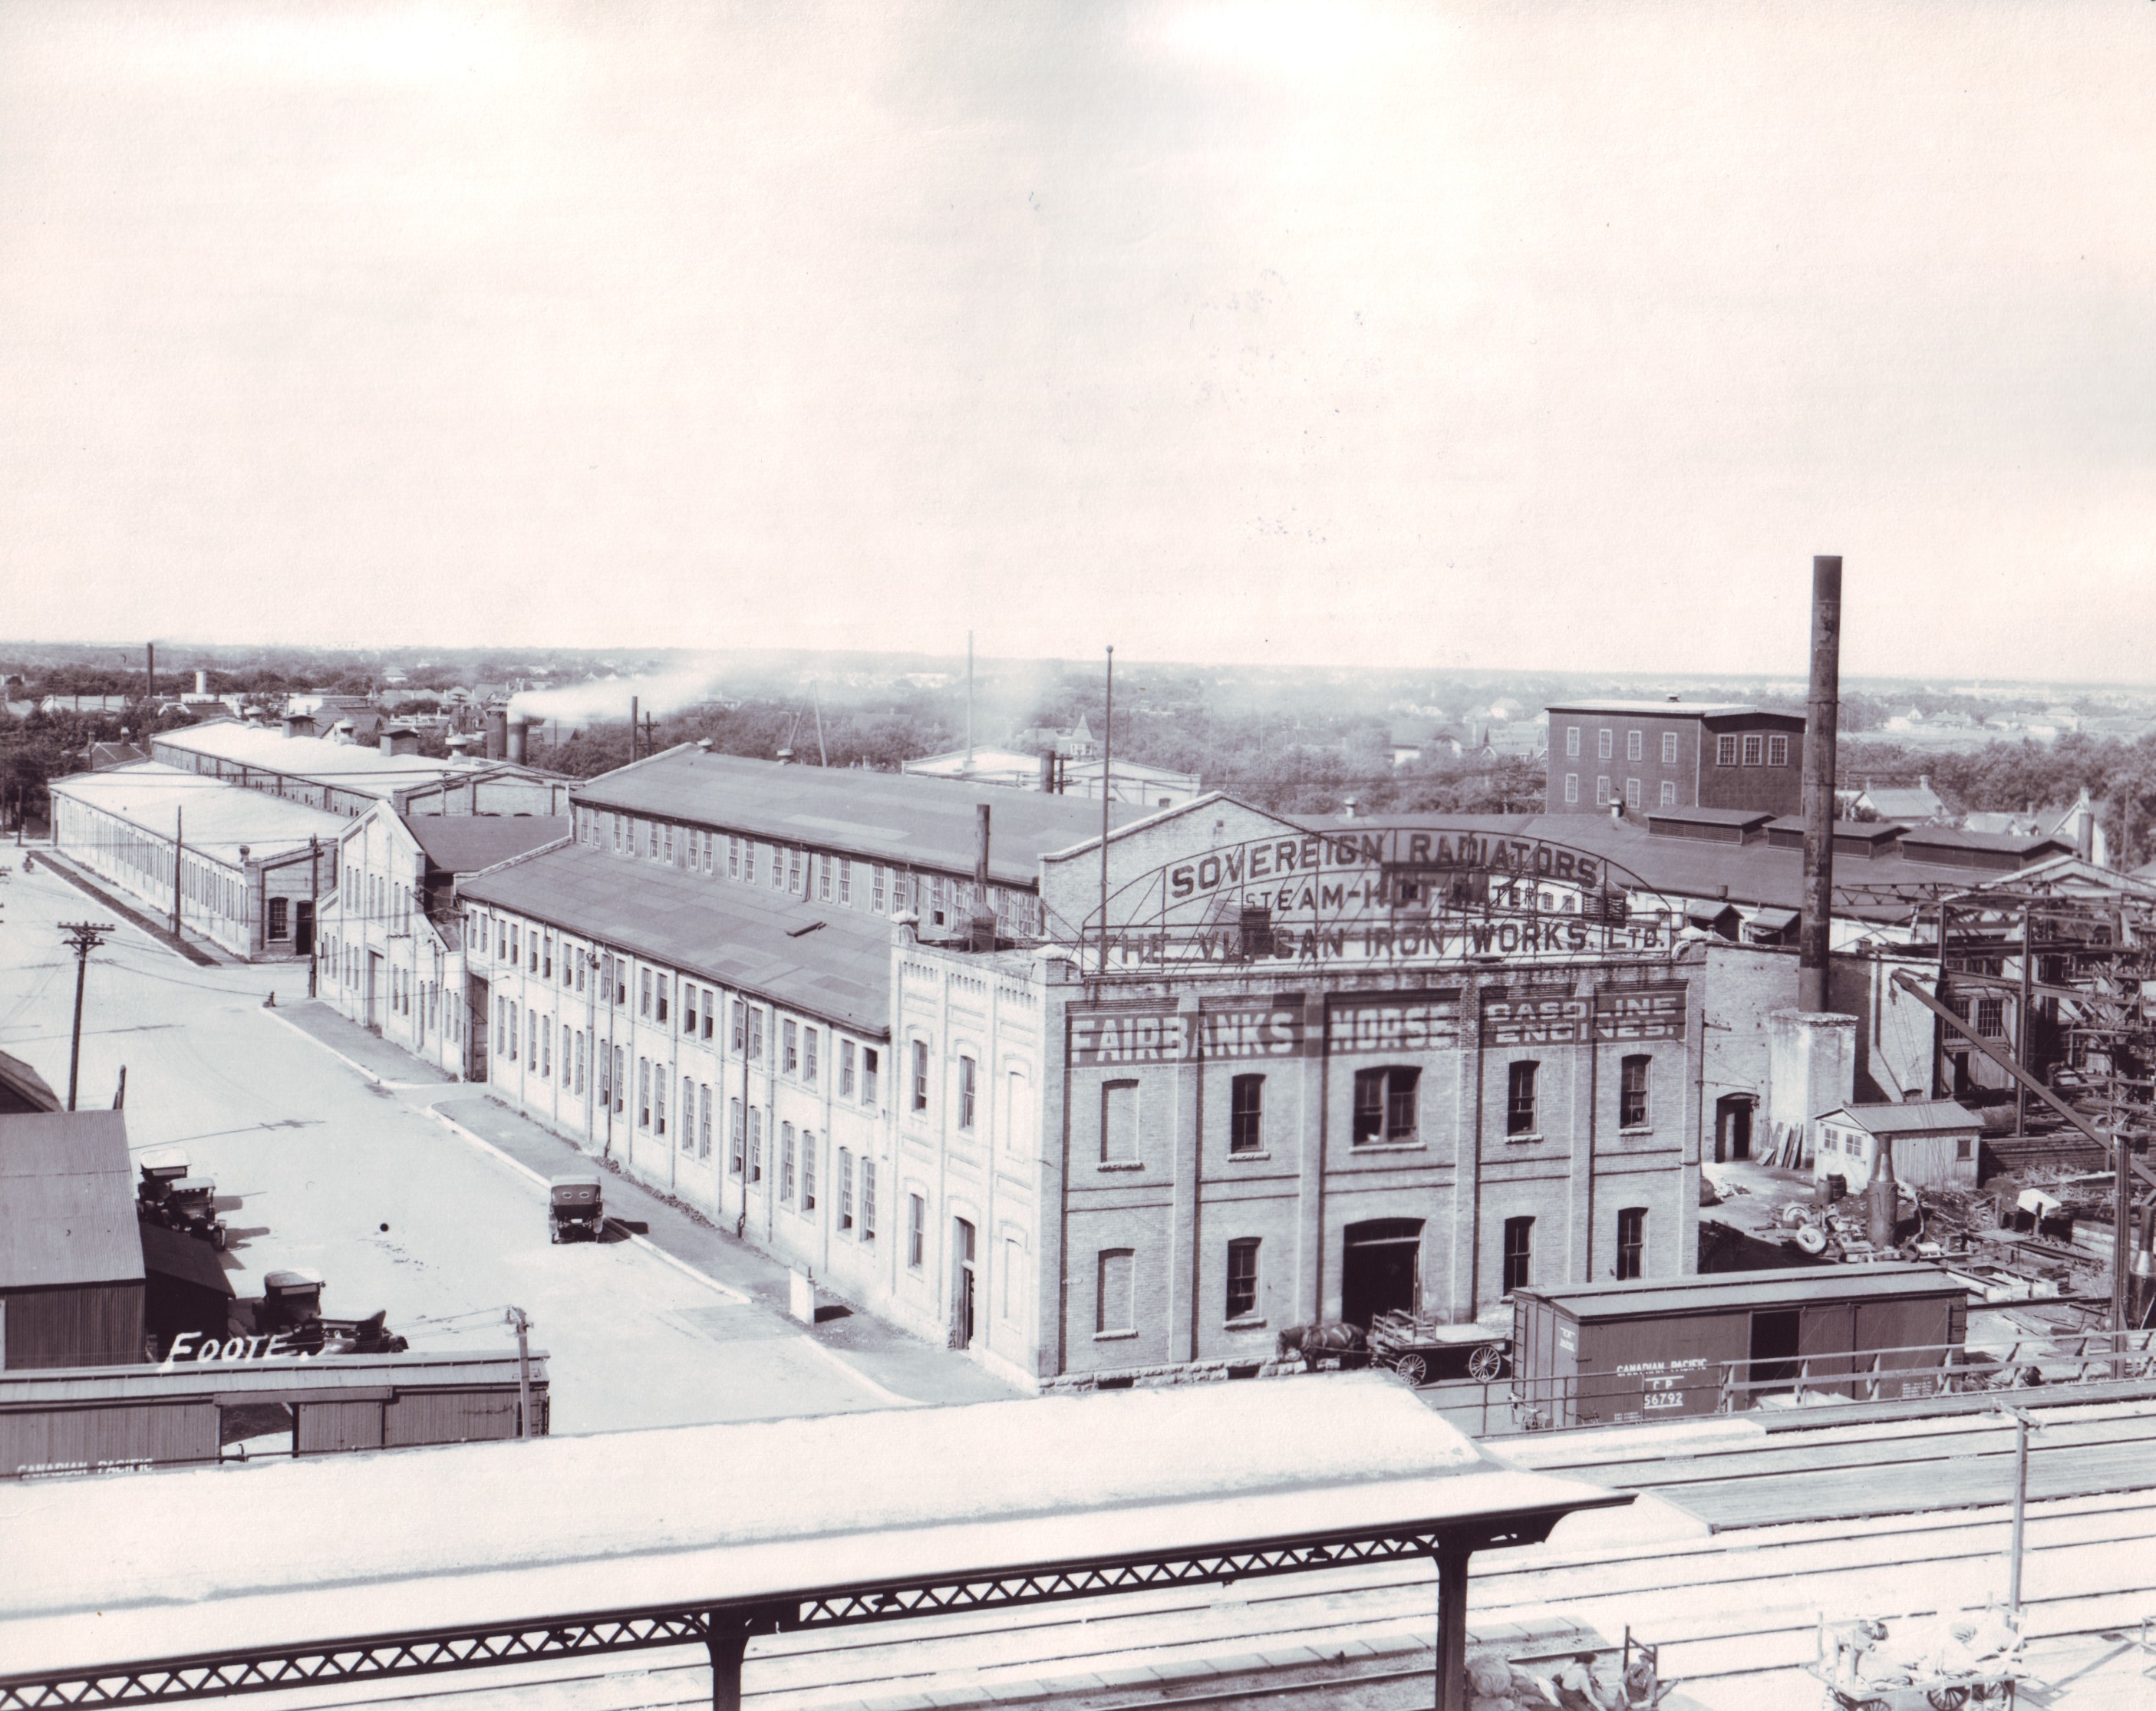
[1545,699,1805,819]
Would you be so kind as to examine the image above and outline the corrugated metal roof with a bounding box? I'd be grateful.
[1515,1263,1963,1321]
[0,1112,144,1289]
[459,844,897,1035]
[405,814,570,874]
[572,747,1130,886]
[1822,1100,1983,1136]
[49,763,345,862]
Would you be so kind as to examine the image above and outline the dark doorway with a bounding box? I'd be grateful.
[466,977,490,1082]
[1340,1218,1422,1327]
[1715,1094,1755,1163]
[951,1217,977,1349]
[1747,1309,1801,1398]
[294,899,315,958]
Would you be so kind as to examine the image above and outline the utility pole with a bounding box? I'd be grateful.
[171,807,183,939]
[629,695,638,764]
[1099,645,1113,976]
[1998,1403,2035,1627]
[307,836,321,998]
[58,921,115,1111]
[506,1306,535,1439]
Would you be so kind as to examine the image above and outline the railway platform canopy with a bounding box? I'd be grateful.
[0,1375,1624,1711]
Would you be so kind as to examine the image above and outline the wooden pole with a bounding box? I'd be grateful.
[2016,905,2032,1134]
[1099,645,1113,976]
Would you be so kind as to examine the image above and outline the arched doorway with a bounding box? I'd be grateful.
[1340,1218,1422,1327]
[1715,1094,1755,1163]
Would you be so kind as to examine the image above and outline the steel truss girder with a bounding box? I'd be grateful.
[0,1525,1468,1708]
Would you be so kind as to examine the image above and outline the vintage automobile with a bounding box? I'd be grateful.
[253,1267,409,1354]
[137,1148,229,1248]
[549,1173,605,1244]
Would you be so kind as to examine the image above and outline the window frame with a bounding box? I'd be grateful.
[1229,1073,1264,1154]
[1615,1207,1646,1281]
[1502,1216,1533,1294]
[1620,1053,1651,1129]
[1505,1060,1538,1137]
[1225,1237,1260,1321]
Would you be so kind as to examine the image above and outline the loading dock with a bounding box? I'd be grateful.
[1509,1263,1969,1429]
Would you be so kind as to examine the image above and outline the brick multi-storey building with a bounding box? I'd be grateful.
[1545,700,1805,819]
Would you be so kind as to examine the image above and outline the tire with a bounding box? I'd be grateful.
[211,1228,227,1251]
[1395,1353,1429,1387]
[1796,1225,1829,1254]
[1468,1343,1505,1383]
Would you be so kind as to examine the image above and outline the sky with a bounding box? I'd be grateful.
[2,1,2151,682]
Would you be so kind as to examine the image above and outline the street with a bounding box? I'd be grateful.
[0,849,1014,1431]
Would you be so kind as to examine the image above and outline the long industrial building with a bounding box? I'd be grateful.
[48,764,345,961]
[149,720,570,819]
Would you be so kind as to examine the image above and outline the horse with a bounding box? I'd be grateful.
[1275,1320,1369,1372]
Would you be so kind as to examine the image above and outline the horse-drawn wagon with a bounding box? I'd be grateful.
[1367,1309,1509,1387]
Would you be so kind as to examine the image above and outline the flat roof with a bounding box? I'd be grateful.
[573,747,1131,886]
[149,724,516,799]
[49,763,346,862]
[404,813,570,874]
[459,843,896,1035]
[1898,828,2075,856]
[1515,1263,1963,1321]
[1545,700,1799,722]
[0,1112,143,1290]
[1646,806,1775,830]
[0,1376,1617,1675]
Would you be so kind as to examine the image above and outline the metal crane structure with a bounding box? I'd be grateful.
[1887,862,2156,1334]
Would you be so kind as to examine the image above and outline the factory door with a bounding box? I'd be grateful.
[466,977,490,1080]
[1340,1219,1422,1328]
[950,1218,977,1350]
[294,900,315,957]
[1715,1095,1755,1162]
[365,952,384,1032]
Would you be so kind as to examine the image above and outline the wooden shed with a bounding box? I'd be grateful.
[1814,1100,1983,1193]
[1509,1263,1968,1429]
[0,1112,146,1370]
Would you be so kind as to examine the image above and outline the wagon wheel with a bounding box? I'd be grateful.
[1467,1343,1505,1383]
[1928,1688,1970,1710]
[1394,1353,1429,1387]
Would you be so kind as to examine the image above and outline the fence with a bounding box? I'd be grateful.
[1425,1328,2156,1437]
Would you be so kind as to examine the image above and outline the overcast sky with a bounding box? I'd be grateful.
[2,2,2151,682]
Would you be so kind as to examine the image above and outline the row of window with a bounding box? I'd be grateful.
[1561,727,1792,769]
[470,910,884,1108]
[723,1099,877,1235]
[572,808,1043,934]
[1562,774,1680,809]
[1093,1057,1653,1162]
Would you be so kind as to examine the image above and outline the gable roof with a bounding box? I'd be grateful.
[404,814,571,875]
[1821,1100,1982,1136]
[458,844,897,1035]
[572,747,1131,888]
[0,1112,143,1289]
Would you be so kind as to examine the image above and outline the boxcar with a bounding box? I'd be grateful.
[1509,1264,1969,1429]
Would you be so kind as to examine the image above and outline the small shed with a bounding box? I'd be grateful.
[1509,1264,1968,1429]
[1815,1100,1983,1193]
[0,1112,146,1370]
[139,1221,238,1356]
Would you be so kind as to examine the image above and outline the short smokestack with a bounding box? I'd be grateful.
[381,725,419,757]
[194,669,207,697]
[968,803,997,951]
[1798,555,1842,1013]
[506,718,528,765]
[486,707,508,760]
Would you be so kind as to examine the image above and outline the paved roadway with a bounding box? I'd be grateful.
[0,850,1011,1431]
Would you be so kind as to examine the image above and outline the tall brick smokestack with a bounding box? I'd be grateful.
[1798,555,1841,1014]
